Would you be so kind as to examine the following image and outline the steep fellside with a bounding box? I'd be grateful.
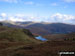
[25,23,75,35]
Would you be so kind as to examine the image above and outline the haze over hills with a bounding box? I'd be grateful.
[1,20,75,36]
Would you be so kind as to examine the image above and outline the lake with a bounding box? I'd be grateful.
[35,36,48,41]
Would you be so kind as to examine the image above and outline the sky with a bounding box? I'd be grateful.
[0,0,75,24]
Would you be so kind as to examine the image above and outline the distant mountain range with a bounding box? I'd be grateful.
[1,20,75,36]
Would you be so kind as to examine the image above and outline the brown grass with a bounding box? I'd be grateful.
[0,41,75,56]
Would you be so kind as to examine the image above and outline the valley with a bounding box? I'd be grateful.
[0,0,75,56]
[0,22,75,56]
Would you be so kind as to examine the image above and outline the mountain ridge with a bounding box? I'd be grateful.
[1,21,75,35]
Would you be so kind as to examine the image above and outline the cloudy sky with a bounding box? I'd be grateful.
[0,0,75,24]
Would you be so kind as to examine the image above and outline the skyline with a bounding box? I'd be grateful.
[0,0,75,24]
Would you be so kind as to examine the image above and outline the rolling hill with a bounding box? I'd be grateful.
[1,21,75,36]
[0,25,41,44]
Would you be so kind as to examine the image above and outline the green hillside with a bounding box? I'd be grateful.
[0,26,40,44]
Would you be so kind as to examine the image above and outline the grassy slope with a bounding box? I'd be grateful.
[0,26,43,56]
[0,26,41,43]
